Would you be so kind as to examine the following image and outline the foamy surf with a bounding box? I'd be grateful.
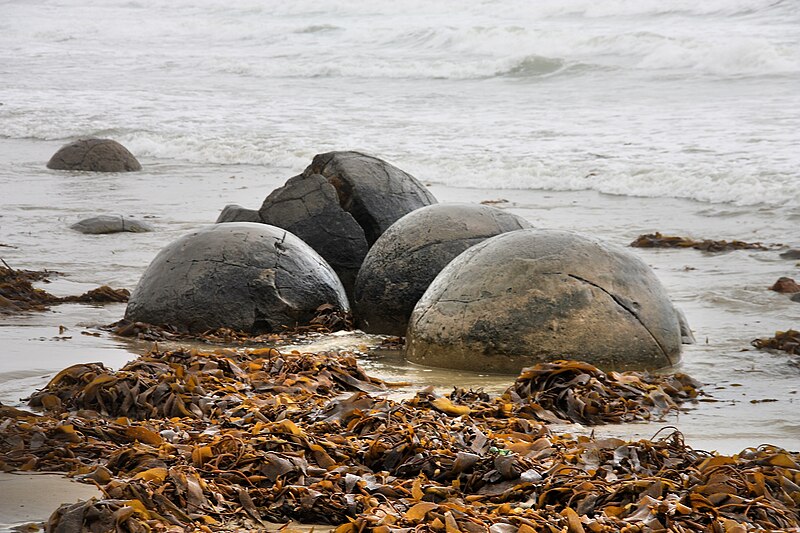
[0,0,797,209]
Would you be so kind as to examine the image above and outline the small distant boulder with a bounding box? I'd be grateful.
[407,229,683,374]
[216,204,262,223]
[47,138,141,172]
[258,151,437,297]
[354,203,532,336]
[779,249,800,260]
[770,276,800,294]
[125,223,348,334]
[71,215,153,234]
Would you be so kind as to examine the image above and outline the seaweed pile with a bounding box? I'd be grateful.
[0,262,129,314]
[61,285,131,303]
[752,330,800,355]
[0,261,57,312]
[2,347,799,531]
[106,303,353,346]
[630,233,769,252]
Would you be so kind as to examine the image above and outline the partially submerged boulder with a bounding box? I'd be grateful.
[71,215,153,234]
[407,229,682,373]
[770,276,800,294]
[779,249,800,260]
[125,223,348,333]
[47,139,141,172]
[259,151,437,296]
[354,203,532,335]
[215,204,262,223]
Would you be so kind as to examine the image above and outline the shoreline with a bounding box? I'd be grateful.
[1,137,798,529]
[1,171,798,454]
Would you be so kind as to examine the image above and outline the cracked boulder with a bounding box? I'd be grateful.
[407,229,682,373]
[124,222,348,333]
[354,203,532,336]
[47,138,142,172]
[259,151,437,297]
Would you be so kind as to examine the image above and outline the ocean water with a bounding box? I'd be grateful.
[2,0,799,205]
[0,0,799,456]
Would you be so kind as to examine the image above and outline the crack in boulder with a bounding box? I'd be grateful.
[567,273,674,365]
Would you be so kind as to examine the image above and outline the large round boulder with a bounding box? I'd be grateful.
[259,151,437,298]
[407,229,682,373]
[47,138,141,172]
[125,223,348,333]
[354,203,532,336]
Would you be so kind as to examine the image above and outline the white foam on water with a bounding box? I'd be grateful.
[0,0,797,207]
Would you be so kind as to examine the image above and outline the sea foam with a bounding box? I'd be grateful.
[0,0,797,208]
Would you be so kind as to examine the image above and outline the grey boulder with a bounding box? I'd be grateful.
[259,151,437,297]
[216,204,262,223]
[407,229,682,374]
[71,215,153,234]
[354,203,532,336]
[125,223,348,333]
[47,138,141,172]
[676,307,696,344]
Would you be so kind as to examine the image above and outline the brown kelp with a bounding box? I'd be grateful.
[752,329,800,355]
[2,348,798,532]
[630,232,769,252]
[0,261,57,312]
[0,262,129,314]
[106,303,353,345]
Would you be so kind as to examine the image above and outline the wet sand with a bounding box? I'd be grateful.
[0,472,101,531]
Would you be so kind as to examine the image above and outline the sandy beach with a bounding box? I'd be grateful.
[0,473,101,531]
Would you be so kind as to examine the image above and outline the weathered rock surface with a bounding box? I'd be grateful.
[354,203,532,335]
[259,151,437,297]
[125,223,348,333]
[71,215,153,234]
[407,229,682,374]
[47,139,141,172]
[215,204,262,223]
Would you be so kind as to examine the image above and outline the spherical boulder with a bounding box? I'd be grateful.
[125,223,348,333]
[259,151,437,297]
[407,229,682,373]
[47,138,141,172]
[354,203,532,336]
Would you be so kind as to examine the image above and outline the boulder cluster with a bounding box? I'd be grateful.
[64,142,686,373]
